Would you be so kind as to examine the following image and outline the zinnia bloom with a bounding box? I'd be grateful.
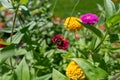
[64,17,82,32]
[66,61,85,80]
[0,38,6,48]
[52,34,69,50]
[80,13,99,25]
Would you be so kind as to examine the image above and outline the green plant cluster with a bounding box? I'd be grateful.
[0,0,120,80]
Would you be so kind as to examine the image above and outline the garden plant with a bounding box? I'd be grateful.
[0,0,120,80]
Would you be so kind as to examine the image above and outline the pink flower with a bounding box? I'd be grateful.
[52,34,69,50]
[75,34,80,39]
[80,13,99,25]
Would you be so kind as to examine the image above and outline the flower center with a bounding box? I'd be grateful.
[54,38,63,46]
[86,16,91,19]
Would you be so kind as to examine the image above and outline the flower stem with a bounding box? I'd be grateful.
[10,5,19,71]
[70,0,80,16]
[10,7,19,42]
[66,0,80,28]
[92,32,108,53]
[52,0,58,14]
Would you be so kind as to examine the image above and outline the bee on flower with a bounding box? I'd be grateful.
[66,61,85,80]
[52,34,69,50]
[64,17,82,32]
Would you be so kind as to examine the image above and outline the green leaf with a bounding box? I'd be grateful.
[37,74,52,80]
[106,14,120,27]
[73,58,108,80]
[52,68,69,80]
[19,0,28,5]
[0,0,12,8]
[29,68,35,80]
[88,37,97,50]
[78,21,103,38]
[0,28,15,33]
[2,71,14,80]
[28,21,36,30]
[109,34,119,43]
[7,31,24,44]
[15,48,27,56]
[0,42,11,46]
[15,57,30,80]
[0,44,16,63]
[19,5,30,16]
[14,0,20,3]
[104,0,116,18]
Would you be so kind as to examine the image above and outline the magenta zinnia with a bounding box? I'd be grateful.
[80,13,99,25]
[52,34,69,50]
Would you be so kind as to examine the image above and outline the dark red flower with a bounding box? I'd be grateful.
[52,34,69,50]
[0,38,6,48]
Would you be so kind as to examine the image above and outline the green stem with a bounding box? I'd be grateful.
[77,48,88,58]
[66,0,80,28]
[52,0,58,14]
[10,6,19,42]
[10,5,19,71]
[70,0,80,16]
[92,32,108,53]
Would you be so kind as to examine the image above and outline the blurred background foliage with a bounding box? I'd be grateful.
[50,0,104,18]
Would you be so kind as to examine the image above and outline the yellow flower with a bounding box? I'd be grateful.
[0,6,6,10]
[66,61,85,80]
[64,17,82,32]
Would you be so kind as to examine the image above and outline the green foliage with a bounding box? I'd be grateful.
[7,31,24,44]
[106,14,120,27]
[19,0,28,5]
[104,0,116,18]
[0,44,15,63]
[78,22,104,38]
[14,57,30,80]
[0,0,120,80]
[109,34,119,43]
[52,69,69,80]
[0,0,12,8]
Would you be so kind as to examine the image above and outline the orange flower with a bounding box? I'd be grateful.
[0,38,6,48]
[0,22,5,30]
